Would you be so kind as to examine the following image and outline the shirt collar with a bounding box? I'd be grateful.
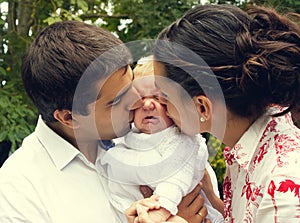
[124,126,177,151]
[231,113,271,171]
[226,106,294,171]
[35,116,80,170]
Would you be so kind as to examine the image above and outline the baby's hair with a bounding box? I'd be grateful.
[137,55,154,65]
[134,55,154,78]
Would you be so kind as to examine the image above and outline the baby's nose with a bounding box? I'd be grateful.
[142,98,155,110]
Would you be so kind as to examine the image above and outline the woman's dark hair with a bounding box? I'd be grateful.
[154,4,300,118]
[22,20,131,122]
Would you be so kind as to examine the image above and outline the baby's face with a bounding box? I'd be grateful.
[133,63,173,134]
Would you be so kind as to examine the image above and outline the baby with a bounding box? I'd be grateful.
[98,56,224,223]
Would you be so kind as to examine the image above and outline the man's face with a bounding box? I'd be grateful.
[96,65,138,139]
[76,65,138,140]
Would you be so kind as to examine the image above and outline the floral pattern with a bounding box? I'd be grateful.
[224,146,234,166]
[223,176,234,223]
[274,133,298,168]
[223,112,300,223]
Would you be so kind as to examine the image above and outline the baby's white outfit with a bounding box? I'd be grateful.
[98,126,224,222]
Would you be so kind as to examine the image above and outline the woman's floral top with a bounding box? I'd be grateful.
[224,110,300,223]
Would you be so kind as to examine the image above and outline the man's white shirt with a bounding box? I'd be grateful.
[0,116,119,223]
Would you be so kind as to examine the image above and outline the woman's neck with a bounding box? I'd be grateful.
[222,112,256,148]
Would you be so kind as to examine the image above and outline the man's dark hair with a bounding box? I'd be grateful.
[22,20,131,122]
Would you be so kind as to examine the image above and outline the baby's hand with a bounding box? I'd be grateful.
[148,207,171,223]
[126,195,161,223]
[131,204,187,223]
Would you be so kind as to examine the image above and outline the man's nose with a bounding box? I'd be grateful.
[142,98,155,110]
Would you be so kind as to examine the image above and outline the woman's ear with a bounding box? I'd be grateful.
[193,95,212,122]
[53,109,75,128]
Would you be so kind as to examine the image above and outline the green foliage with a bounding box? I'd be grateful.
[203,133,226,185]
[0,80,37,151]
[1,0,299,178]
[105,0,198,42]
[0,0,94,154]
[0,0,205,155]
[209,0,245,7]
[0,0,40,152]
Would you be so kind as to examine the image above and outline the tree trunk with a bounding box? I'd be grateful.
[17,0,34,37]
[7,0,16,33]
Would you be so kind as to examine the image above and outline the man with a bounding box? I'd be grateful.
[0,21,206,223]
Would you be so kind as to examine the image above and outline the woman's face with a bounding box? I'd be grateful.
[153,61,201,135]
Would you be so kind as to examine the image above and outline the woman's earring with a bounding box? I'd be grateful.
[200,116,206,122]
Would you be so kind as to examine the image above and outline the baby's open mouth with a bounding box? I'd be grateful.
[143,116,159,123]
[145,116,157,119]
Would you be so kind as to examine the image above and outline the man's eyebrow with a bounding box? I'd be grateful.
[122,65,128,76]
[122,65,134,80]
[107,84,131,105]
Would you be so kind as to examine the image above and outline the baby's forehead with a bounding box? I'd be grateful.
[133,62,154,78]
[133,75,160,96]
[133,57,160,96]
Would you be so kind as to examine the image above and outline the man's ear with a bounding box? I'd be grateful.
[53,109,74,128]
[193,95,212,121]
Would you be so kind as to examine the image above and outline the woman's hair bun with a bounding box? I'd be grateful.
[236,6,300,115]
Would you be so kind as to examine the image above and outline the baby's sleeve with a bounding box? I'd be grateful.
[153,134,209,215]
[154,161,196,215]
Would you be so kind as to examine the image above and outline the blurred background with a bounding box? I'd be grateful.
[1,0,300,192]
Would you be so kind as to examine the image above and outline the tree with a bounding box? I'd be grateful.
[0,0,38,164]
[0,0,204,165]
[1,0,299,186]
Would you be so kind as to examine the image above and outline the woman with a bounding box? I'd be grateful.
[292,105,300,128]
[127,4,300,223]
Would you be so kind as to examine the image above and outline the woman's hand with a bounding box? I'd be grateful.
[200,170,215,196]
[177,184,210,223]
[200,170,224,216]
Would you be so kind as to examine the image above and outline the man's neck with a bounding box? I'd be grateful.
[76,141,99,164]
[48,121,100,164]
